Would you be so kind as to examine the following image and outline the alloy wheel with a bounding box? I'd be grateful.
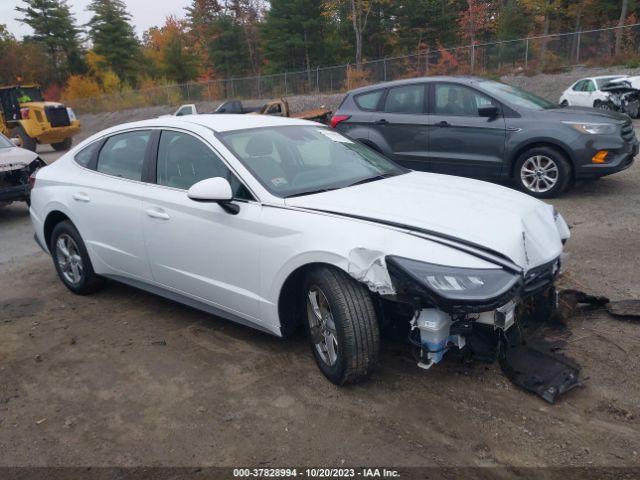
[520,155,559,193]
[55,234,84,285]
[306,287,339,367]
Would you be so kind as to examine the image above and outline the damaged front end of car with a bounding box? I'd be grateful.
[0,157,45,206]
[380,252,579,403]
[601,80,640,117]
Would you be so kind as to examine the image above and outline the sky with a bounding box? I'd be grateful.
[2,0,192,39]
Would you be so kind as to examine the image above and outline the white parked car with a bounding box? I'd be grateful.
[559,75,626,109]
[29,115,570,385]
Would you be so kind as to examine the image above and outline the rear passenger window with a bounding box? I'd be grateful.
[354,90,383,110]
[96,130,150,181]
[572,81,585,91]
[156,130,252,200]
[74,140,100,167]
[384,84,425,114]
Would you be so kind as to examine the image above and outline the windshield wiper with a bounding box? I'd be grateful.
[346,173,396,188]
[285,187,341,198]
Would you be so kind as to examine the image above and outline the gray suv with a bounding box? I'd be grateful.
[331,76,638,197]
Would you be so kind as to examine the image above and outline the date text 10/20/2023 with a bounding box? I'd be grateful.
[232,468,401,478]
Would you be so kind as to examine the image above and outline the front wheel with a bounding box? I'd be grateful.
[594,100,614,111]
[10,126,37,151]
[303,266,380,385]
[50,221,105,295]
[51,137,72,151]
[514,147,571,198]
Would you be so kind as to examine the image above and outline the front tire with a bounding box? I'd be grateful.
[51,137,72,151]
[303,266,380,385]
[594,100,614,111]
[50,221,104,295]
[514,146,571,198]
[10,126,36,151]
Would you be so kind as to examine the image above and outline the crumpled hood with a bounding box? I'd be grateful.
[285,172,568,270]
[0,146,38,172]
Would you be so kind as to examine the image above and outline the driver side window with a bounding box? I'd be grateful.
[156,130,252,200]
[434,84,495,117]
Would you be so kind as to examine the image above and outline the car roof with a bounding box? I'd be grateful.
[583,75,626,81]
[104,114,319,134]
[346,76,489,94]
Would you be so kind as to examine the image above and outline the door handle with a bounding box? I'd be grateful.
[145,207,170,220]
[375,118,388,125]
[436,121,450,128]
[72,192,90,203]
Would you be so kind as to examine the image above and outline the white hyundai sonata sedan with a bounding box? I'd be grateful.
[30,114,570,385]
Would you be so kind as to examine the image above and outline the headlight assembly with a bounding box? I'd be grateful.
[563,122,617,135]
[386,256,520,307]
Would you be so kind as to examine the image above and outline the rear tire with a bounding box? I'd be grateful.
[10,126,36,151]
[51,137,72,151]
[50,221,105,295]
[303,266,379,385]
[560,100,568,107]
[514,146,571,198]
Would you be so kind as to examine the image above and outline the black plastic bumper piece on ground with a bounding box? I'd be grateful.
[499,336,581,404]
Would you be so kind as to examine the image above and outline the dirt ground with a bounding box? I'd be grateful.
[1,126,640,468]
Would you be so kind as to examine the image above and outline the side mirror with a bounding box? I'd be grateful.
[187,177,239,214]
[10,138,20,147]
[478,105,499,118]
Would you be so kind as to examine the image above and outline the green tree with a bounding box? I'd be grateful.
[87,0,139,85]
[14,0,85,82]
[262,0,327,74]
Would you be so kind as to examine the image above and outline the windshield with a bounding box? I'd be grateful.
[219,126,407,198]
[0,134,13,148]
[479,80,556,110]
[596,76,625,88]
[16,86,44,102]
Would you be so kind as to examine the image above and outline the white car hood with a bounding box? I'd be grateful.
[285,172,567,270]
[0,146,38,172]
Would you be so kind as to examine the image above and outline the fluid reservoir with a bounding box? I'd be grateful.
[417,308,464,367]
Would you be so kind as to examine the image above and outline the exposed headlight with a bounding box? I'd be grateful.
[387,256,520,305]
[563,122,617,135]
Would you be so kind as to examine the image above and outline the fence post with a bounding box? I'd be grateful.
[524,38,529,69]
[471,43,475,73]
[257,75,261,98]
[317,66,320,92]
[576,31,581,63]
[383,57,387,82]
[284,71,288,96]
[186,83,190,101]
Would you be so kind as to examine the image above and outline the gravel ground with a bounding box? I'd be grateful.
[0,80,639,468]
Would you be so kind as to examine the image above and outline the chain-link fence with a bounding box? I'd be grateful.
[67,23,640,114]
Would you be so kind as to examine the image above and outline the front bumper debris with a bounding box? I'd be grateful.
[408,286,588,404]
[499,328,581,404]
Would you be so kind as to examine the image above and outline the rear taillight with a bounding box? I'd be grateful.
[29,170,38,189]
[330,114,351,129]
[20,107,30,119]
